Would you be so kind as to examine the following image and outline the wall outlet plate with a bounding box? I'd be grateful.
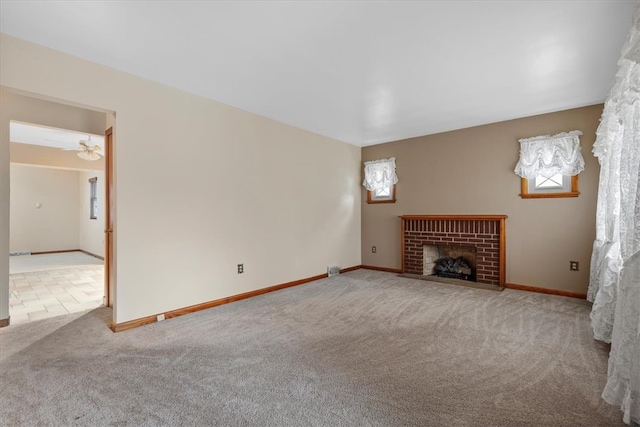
[372,246,377,253]
[570,261,579,271]
[237,264,244,274]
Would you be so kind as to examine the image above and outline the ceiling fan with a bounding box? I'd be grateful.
[64,136,103,161]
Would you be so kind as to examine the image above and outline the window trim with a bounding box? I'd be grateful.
[89,177,98,219]
[367,184,396,204]
[520,175,579,199]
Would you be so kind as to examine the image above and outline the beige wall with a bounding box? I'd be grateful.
[78,170,105,257]
[362,105,603,294]
[0,106,7,322]
[0,34,362,324]
[9,164,80,253]
[9,164,105,257]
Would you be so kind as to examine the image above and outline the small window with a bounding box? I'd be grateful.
[520,175,579,199]
[89,177,98,219]
[535,173,565,189]
[367,184,396,204]
[514,130,584,199]
[363,158,398,204]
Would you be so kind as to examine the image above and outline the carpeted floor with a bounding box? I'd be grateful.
[0,270,625,426]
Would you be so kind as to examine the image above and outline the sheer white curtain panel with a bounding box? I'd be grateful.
[588,3,640,424]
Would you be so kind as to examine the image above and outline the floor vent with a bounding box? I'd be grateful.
[10,251,31,256]
[327,266,340,277]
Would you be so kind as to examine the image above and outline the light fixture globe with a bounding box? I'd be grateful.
[77,150,101,161]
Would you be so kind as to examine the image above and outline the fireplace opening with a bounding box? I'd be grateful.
[435,256,474,281]
[424,245,477,282]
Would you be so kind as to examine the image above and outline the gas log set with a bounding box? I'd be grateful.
[434,256,475,281]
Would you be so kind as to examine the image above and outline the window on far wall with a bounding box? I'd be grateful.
[367,183,397,203]
[363,157,398,204]
[514,130,584,199]
[89,177,98,219]
[520,174,579,198]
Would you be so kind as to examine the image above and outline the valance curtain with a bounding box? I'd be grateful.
[588,3,640,425]
[514,131,585,179]
[362,158,398,191]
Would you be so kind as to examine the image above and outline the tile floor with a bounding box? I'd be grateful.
[9,253,104,325]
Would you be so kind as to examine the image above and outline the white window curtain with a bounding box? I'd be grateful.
[588,3,640,425]
[363,158,398,191]
[514,130,585,179]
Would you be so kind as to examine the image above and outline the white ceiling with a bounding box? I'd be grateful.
[0,1,635,146]
[10,121,105,155]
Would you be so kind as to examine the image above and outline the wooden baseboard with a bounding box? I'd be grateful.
[361,265,402,273]
[80,250,104,261]
[504,283,586,299]
[31,249,80,255]
[29,249,104,260]
[0,318,9,328]
[110,265,361,332]
[340,265,361,273]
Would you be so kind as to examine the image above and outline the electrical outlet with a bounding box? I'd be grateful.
[157,313,165,321]
[372,246,377,253]
[237,264,244,274]
[570,261,579,271]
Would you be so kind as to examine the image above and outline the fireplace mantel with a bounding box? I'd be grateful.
[399,215,507,286]
[400,215,508,221]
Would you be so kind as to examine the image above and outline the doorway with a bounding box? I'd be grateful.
[2,90,115,326]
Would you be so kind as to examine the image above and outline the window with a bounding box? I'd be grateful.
[363,158,398,204]
[534,174,565,189]
[514,130,584,199]
[367,183,397,203]
[520,174,579,198]
[89,177,98,219]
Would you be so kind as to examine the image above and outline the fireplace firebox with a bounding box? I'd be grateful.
[424,245,477,282]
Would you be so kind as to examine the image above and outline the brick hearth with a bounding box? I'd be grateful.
[400,215,507,286]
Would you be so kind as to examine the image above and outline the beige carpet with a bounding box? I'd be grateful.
[0,270,625,426]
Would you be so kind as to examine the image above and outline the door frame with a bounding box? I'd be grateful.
[104,127,114,307]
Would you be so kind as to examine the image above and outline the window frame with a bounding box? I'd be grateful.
[89,177,98,219]
[367,184,397,204]
[520,175,579,199]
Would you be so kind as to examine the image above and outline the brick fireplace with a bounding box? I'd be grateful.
[400,215,507,286]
